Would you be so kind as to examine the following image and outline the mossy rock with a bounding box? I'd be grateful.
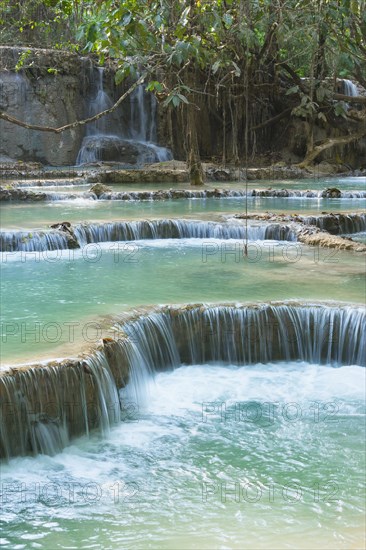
[89,183,112,197]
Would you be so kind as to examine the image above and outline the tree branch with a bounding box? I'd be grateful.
[333,93,366,104]
[250,107,292,131]
[298,127,366,167]
[279,63,307,92]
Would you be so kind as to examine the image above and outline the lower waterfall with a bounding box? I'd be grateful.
[0,219,296,252]
[0,302,364,459]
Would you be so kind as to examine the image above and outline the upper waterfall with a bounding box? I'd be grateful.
[342,79,358,97]
[76,67,172,165]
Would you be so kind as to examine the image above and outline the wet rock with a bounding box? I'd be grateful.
[0,186,47,201]
[78,137,166,165]
[206,167,232,181]
[298,231,366,252]
[321,187,342,198]
[50,221,71,229]
[89,183,112,197]
[86,172,100,184]
[96,168,186,184]
[276,189,290,197]
[49,221,79,249]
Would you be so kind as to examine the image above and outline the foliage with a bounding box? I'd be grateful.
[1,0,365,166]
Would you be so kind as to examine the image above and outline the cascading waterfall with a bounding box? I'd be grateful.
[76,67,172,165]
[3,186,365,202]
[342,79,358,97]
[301,213,366,234]
[76,66,116,165]
[0,219,296,253]
[0,229,71,252]
[1,303,364,459]
[0,350,127,460]
[73,219,296,245]
[113,303,366,369]
[99,188,366,201]
[2,213,365,253]
[130,83,149,141]
[89,67,114,136]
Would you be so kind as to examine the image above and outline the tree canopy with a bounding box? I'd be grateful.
[1,0,365,178]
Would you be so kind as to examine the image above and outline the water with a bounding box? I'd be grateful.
[1,242,364,363]
[342,79,358,97]
[1,169,365,548]
[1,195,365,230]
[343,231,366,244]
[1,220,298,252]
[76,68,171,165]
[1,361,364,549]
[12,175,366,192]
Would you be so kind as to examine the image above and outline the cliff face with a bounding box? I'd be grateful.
[0,46,365,168]
[0,47,122,166]
[0,48,82,165]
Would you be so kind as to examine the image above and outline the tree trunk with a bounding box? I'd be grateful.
[187,103,204,186]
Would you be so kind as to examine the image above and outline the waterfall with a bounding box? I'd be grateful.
[301,213,366,235]
[4,214,366,253]
[87,67,114,136]
[342,79,358,97]
[100,188,366,201]
[2,215,365,253]
[0,229,71,252]
[0,220,296,253]
[2,186,365,202]
[0,351,125,460]
[113,303,366,369]
[76,67,172,165]
[76,67,116,165]
[84,351,121,435]
[0,302,364,459]
[73,219,296,245]
[130,83,148,141]
[149,94,157,142]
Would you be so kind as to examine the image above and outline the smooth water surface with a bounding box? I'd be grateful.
[1,196,365,230]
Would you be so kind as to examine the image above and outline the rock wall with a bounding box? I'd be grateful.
[1,46,365,168]
[0,47,123,166]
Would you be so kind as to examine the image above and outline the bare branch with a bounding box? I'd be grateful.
[299,127,366,167]
[250,107,292,131]
[333,93,366,104]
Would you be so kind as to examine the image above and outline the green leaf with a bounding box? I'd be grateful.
[86,23,98,43]
[334,102,347,118]
[212,60,221,74]
[286,85,299,96]
[316,87,326,102]
[232,61,241,77]
[223,13,233,28]
[146,81,164,93]
[176,93,189,104]
[115,66,130,84]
